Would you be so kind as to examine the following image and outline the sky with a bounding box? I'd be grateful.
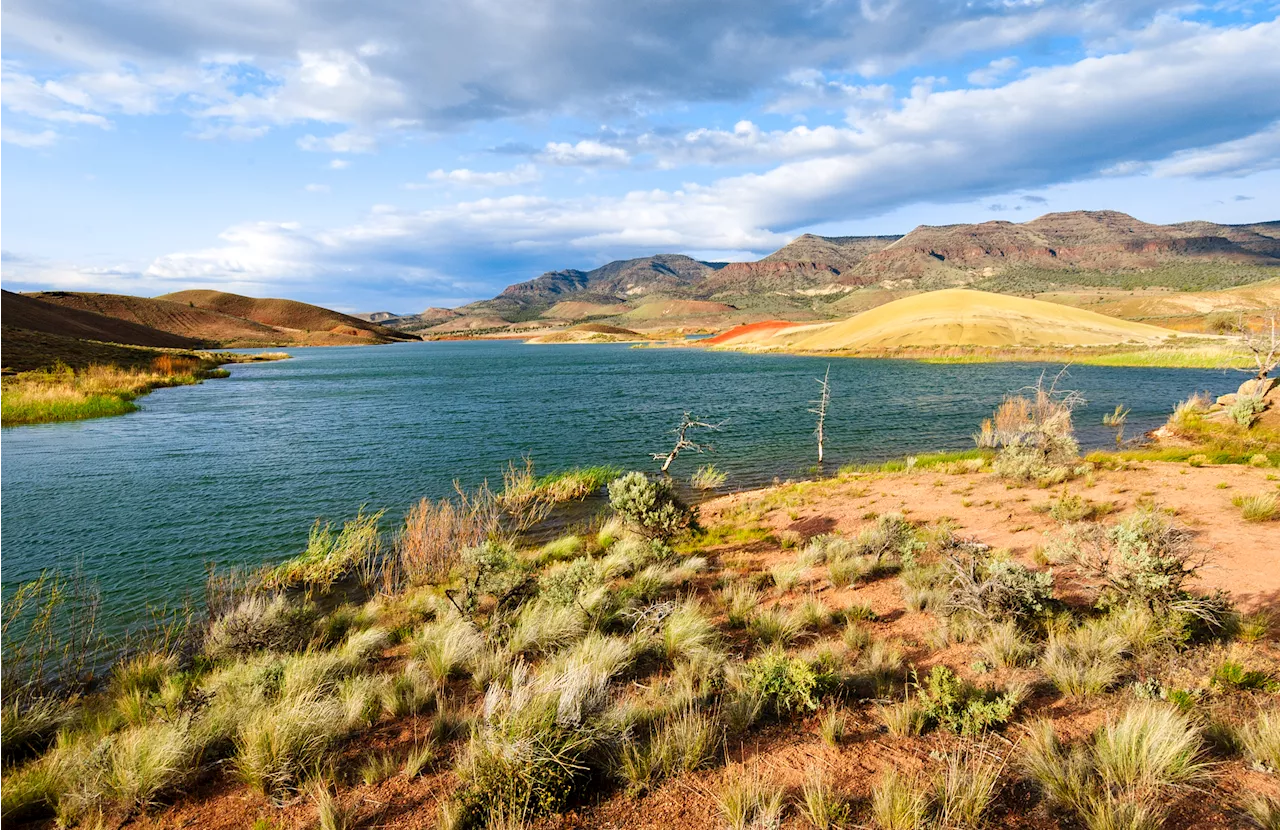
[2,1,1279,313]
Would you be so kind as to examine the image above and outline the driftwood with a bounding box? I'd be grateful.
[809,365,831,463]
[651,412,723,473]
[1237,310,1280,381]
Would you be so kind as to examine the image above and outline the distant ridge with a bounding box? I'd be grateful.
[410,211,1278,335]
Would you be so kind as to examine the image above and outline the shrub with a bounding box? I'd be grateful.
[944,552,1053,623]
[538,558,598,605]
[745,647,828,713]
[1230,395,1267,428]
[691,465,728,490]
[978,379,1082,484]
[456,541,528,614]
[916,665,1018,736]
[205,594,317,660]
[1055,509,1203,610]
[608,473,697,541]
[1233,493,1279,522]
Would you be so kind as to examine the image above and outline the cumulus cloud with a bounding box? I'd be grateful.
[538,140,631,167]
[111,19,1280,293]
[328,159,350,170]
[2,0,1186,137]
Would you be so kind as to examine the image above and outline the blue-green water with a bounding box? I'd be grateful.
[0,341,1238,631]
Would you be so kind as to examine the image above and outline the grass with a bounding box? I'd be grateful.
[799,767,849,830]
[871,770,929,830]
[716,770,785,830]
[1021,704,1206,829]
[1041,622,1127,698]
[0,354,267,426]
[234,695,346,796]
[265,509,385,590]
[1241,709,1280,771]
[1233,493,1279,522]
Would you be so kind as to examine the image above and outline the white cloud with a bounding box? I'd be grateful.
[328,158,350,169]
[967,57,1020,86]
[411,164,541,188]
[304,183,331,193]
[2,126,60,147]
[297,130,378,154]
[117,19,1280,291]
[1152,121,1280,178]
[189,123,270,141]
[538,140,631,167]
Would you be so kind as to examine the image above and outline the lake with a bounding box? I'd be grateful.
[0,340,1239,633]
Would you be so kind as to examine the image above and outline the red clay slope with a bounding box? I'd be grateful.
[703,320,798,345]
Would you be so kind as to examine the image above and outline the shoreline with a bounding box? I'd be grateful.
[0,350,290,427]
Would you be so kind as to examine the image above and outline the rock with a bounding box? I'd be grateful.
[1217,394,1238,407]
[1237,377,1278,399]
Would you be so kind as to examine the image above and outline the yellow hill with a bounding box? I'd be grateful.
[791,288,1180,351]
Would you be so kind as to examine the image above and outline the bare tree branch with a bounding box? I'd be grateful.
[808,365,831,463]
[1236,309,1280,381]
[651,412,724,473]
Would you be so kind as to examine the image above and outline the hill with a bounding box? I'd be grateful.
[28,291,282,344]
[441,212,1278,337]
[789,288,1181,351]
[1,290,204,351]
[159,289,417,343]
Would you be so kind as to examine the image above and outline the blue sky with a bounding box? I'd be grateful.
[3,1,1279,313]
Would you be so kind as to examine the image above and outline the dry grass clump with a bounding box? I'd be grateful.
[266,510,384,590]
[234,695,347,796]
[412,615,485,681]
[716,769,785,830]
[871,750,1001,830]
[976,375,1082,485]
[799,766,850,829]
[1040,621,1127,697]
[1245,793,1280,830]
[1240,708,1280,771]
[1233,493,1279,522]
[978,620,1038,668]
[1021,704,1206,829]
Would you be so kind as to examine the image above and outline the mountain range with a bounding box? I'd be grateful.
[363,211,1280,333]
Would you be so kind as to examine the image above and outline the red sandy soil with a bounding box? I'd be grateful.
[103,461,1280,830]
[703,320,799,345]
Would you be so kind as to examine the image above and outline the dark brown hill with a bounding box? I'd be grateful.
[29,291,281,344]
[158,290,417,342]
[2,289,203,349]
